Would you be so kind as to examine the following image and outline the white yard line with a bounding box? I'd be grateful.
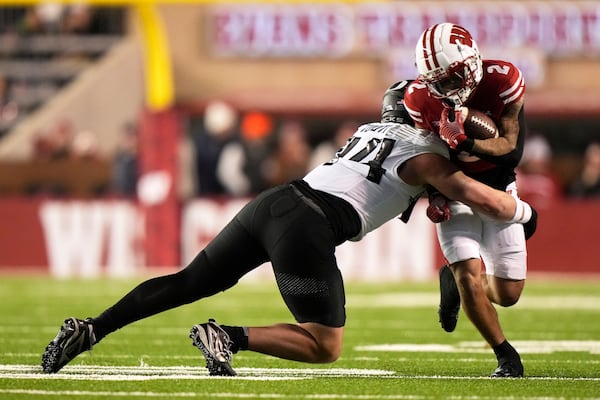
[1,387,599,400]
[1,364,598,400]
[0,364,394,381]
[356,340,600,355]
[0,364,598,381]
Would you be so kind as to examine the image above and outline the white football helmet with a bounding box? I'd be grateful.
[415,23,483,105]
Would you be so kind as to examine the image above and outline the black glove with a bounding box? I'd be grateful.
[523,206,538,240]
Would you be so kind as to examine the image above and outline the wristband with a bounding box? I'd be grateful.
[509,199,532,223]
[456,137,475,152]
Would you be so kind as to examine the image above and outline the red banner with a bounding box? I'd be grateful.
[208,2,600,57]
[0,198,597,278]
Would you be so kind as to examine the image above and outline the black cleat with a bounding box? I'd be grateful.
[42,317,95,373]
[491,361,524,378]
[438,265,460,332]
[190,319,236,376]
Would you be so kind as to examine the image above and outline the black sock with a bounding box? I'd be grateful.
[220,325,249,353]
[90,253,218,343]
[89,313,115,344]
[89,273,189,343]
[492,340,520,364]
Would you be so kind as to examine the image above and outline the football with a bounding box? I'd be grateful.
[459,107,499,139]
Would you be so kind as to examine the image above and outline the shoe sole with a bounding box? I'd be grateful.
[438,266,460,333]
[41,342,64,373]
[42,318,89,373]
[491,364,524,378]
[189,325,236,376]
[438,310,459,333]
[491,371,524,378]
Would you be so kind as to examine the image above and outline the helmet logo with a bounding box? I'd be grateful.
[449,25,473,47]
[415,23,483,105]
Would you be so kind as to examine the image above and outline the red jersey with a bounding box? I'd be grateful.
[404,59,525,186]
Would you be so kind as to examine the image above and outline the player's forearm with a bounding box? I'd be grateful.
[471,143,522,168]
[471,135,514,156]
[470,105,521,159]
[459,178,532,223]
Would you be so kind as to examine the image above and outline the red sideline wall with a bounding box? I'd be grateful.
[0,198,47,268]
[430,199,600,274]
[0,198,597,277]
[526,200,600,273]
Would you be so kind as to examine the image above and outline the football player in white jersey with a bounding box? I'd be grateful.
[404,22,531,377]
[42,81,536,377]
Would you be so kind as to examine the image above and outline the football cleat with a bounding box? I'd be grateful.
[42,317,95,373]
[490,360,524,378]
[190,319,236,376]
[438,265,461,332]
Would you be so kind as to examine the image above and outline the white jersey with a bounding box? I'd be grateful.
[304,122,449,240]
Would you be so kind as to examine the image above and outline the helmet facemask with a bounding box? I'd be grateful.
[427,55,482,105]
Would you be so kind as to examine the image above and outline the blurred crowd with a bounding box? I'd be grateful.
[1,3,123,36]
[174,101,600,207]
[0,5,598,205]
[516,133,600,207]
[0,74,19,136]
[3,98,598,206]
[0,4,125,136]
[179,100,359,199]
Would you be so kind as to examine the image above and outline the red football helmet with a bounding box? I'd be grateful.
[415,23,483,105]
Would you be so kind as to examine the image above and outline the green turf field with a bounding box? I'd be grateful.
[1,276,599,399]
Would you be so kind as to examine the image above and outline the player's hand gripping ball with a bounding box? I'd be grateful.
[439,107,499,163]
[439,106,499,150]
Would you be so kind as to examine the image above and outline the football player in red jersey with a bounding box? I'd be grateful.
[404,22,530,378]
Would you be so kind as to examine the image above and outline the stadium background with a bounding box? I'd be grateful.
[0,0,598,280]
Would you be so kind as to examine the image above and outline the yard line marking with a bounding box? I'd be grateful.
[0,364,394,381]
[0,364,394,375]
[0,364,598,382]
[2,353,384,362]
[356,340,600,355]
[0,390,432,399]
[0,373,296,381]
[1,389,599,400]
[388,375,600,381]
